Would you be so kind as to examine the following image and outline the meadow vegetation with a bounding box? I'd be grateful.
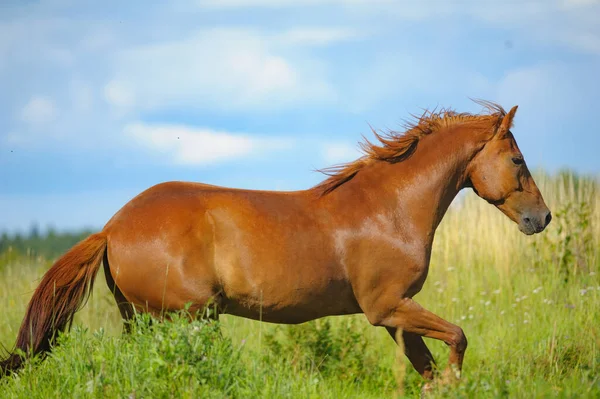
[0,170,598,398]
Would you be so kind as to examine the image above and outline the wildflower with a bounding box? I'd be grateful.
[580,289,588,296]
[461,315,467,321]
[590,271,596,276]
[532,286,542,294]
[468,306,474,311]
[500,310,505,315]
[451,297,459,303]
[480,291,487,296]
[485,301,491,306]
[447,266,455,272]
[524,320,529,324]
[434,281,441,286]
[468,314,474,319]
[493,289,501,295]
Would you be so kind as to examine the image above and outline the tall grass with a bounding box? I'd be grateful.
[0,171,598,398]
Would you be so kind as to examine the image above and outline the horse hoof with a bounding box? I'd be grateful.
[420,382,434,398]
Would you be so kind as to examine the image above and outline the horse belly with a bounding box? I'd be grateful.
[221,277,362,324]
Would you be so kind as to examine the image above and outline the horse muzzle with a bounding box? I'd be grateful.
[519,210,552,235]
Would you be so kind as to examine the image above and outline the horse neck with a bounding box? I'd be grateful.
[322,124,489,241]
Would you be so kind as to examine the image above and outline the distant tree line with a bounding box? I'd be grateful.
[0,225,94,260]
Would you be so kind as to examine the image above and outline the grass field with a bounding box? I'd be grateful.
[0,171,598,398]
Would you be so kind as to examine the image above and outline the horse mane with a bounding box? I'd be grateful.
[312,100,507,196]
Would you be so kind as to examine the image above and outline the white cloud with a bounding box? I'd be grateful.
[321,142,361,164]
[198,0,599,56]
[20,95,57,125]
[277,28,360,46]
[104,28,335,113]
[125,122,293,165]
[197,0,381,7]
[104,80,135,109]
[555,32,600,55]
[561,0,600,7]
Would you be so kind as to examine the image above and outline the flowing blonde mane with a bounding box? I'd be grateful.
[313,100,507,196]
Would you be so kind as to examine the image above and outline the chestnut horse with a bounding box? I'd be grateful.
[1,101,551,387]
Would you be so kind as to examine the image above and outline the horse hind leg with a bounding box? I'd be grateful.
[103,253,136,333]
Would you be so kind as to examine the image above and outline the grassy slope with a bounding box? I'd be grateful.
[0,171,598,398]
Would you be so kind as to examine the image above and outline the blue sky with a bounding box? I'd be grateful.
[1,0,599,232]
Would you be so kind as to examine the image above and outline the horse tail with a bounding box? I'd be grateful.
[1,232,107,377]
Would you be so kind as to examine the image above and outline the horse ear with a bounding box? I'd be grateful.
[497,105,518,139]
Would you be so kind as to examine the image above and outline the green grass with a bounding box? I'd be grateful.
[1,171,599,398]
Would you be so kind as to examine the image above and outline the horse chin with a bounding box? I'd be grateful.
[518,223,537,236]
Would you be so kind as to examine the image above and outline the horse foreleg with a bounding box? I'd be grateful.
[386,327,436,380]
[368,297,467,384]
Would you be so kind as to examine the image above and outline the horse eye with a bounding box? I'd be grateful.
[512,157,524,165]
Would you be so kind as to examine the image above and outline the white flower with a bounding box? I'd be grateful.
[485,301,491,306]
[493,289,501,295]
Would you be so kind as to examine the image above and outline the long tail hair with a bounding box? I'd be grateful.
[1,233,106,377]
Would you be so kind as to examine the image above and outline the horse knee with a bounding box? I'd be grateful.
[449,327,467,352]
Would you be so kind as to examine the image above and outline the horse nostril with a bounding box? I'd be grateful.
[523,217,531,225]
[545,212,552,226]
